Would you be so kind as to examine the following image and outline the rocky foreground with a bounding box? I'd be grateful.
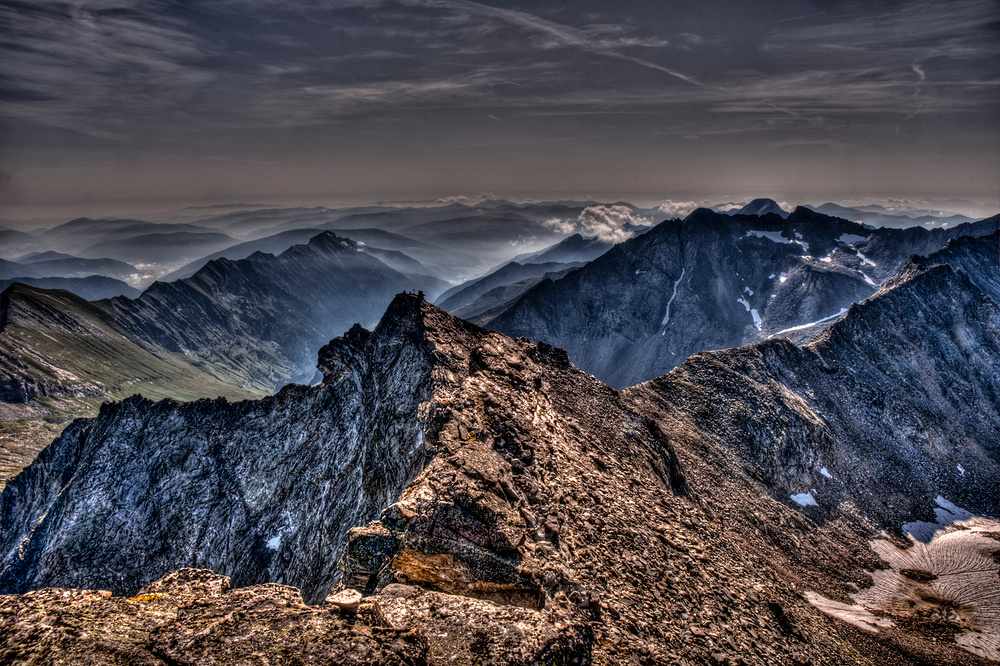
[2,236,999,664]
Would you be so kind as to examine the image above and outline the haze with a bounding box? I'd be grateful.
[1,0,998,220]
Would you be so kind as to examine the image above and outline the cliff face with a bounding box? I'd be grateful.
[2,235,999,664]
[1,294,447,604]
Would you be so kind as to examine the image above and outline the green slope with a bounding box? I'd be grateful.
[1,284,264,488]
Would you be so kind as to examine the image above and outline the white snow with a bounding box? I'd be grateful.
[820,255,833,263]
[803,592,895,633]
[778,272,788,283]
[857,251,877,267]
[859,272,876,287]
[266,535,281,550]
[902,495,975,543]
[737,297,761,328]
[744,286,753,296]
[790,491,818,507]
[635,269,646,275]
[820,467,833,479]
[770,308,848,337]
[957,464,965,476]
[768,273,775,279]
[837,233,865,244]
[660,267,686,326]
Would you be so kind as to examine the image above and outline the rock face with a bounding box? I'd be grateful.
[1,294,442,604]
[475,208,997,388]
[3,233,999,664]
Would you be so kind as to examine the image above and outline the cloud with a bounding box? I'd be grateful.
[656,200,699,217]
[546,205,649,244]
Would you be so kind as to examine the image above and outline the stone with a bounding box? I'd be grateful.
[326,588,363,613]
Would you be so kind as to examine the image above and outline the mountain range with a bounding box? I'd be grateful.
[475,207,997,388]
[3,227,997,663]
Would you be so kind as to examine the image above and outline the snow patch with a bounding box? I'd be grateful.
[820,467,833,479]
[266,535,281,551]
[750,309,761,330]
[857,251,877,267]
[790,491,818,507]
[803,592,895,633]
[807,507,999,658]
[860,272,876,287]
[902,495,974,543]
[957,464,965,476]
[660,267,686,327]
[768,273,775,279]
[737,297,750,312]
[770,308,848,337]
[820,255,833,263]
[778,272,788,283]
[743,286,753,296]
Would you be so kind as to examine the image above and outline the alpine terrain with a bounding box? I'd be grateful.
[2,223,997,665]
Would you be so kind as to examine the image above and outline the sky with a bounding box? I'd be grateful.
[1,0,998,219]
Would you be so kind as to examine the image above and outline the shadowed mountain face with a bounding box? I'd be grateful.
[475,208,997,388]
[435,260,582,314]
[3,233,997,663]
[104,232,421,388]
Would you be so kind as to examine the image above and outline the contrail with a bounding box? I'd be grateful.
[415,0,700,86]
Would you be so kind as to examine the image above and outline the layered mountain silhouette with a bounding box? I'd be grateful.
[3,226,997,662]
[0,276,140,300]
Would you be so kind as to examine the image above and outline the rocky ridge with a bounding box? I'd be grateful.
[2,238,999,664]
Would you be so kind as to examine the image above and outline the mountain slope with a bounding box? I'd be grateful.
[476,208,996,388]
[1,232,425,487]
[0,284,261,487]
[3,250,997,663]
[0,255,139,283]
[436,260,581,313]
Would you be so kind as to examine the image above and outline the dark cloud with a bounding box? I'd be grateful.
[1,0,997,216]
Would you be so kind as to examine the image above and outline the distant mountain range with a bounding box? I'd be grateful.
[475,207,997,388]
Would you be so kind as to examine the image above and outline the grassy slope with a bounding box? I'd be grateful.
[1,284,266,488]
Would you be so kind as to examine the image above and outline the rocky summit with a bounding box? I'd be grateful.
[2,234,999,664]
